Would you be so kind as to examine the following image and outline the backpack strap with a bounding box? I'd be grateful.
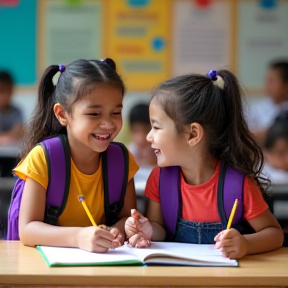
[40,135,70,225]
[217,163,244,229]
[102,142,129,226]
[159,166,181,239]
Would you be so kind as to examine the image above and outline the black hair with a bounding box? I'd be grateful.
[22,59,125,158]
[128,103,150,126]
[264,111,288,150]
[151,70,269,196]
[0,71,14,87]
[268,60,288,83]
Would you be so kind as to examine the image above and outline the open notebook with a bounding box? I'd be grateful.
[37,242,238,267]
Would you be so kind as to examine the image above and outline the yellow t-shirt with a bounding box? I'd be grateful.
[13,145,139,227]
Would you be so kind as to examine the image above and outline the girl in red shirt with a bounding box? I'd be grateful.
[125,70,283,259]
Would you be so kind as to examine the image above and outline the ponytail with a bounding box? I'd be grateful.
[217,70,269,194]
[21,65,65,158]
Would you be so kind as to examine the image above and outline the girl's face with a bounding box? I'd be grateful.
[146,100,189,167]
[64,84,123,155]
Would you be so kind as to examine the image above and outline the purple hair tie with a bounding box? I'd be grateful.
[207,70,218,81]
[59,64,66,72]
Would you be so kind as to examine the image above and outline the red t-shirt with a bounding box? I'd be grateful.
[145,165,268,222]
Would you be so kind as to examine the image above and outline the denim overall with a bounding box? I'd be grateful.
[173,218,224,244]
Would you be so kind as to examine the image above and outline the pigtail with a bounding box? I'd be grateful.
[217,70,270,195]
[21,65,64,158]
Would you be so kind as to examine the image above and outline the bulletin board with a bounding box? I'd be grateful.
[104,0,171,91]
[1,0,287,93]
[0,0,37,86]
[38,0,103,73]
[237,0,288,92]
[172,0,234,76]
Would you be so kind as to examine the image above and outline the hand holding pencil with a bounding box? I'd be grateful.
[214,198,248,259]
[77,195,124,252]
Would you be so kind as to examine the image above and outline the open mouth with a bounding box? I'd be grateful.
[154,149,161,156]
[92,133,111,141]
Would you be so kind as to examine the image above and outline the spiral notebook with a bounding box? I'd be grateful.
[37,242,238,267]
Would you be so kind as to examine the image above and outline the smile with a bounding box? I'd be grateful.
[154,149,161,156]
[92,133,111,140]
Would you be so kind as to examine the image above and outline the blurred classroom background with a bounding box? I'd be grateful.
[0,0,288,240]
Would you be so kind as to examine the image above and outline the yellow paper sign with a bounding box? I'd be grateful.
[105,0,171,91]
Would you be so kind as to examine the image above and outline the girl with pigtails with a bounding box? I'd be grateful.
[13,59,139,252]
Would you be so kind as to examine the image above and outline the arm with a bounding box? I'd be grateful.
[146,199,166,241]
[19,178,119,252]
[215,209,283,258]
[244,209,283,253]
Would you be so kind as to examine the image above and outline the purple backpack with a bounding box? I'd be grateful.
[7,134,129,240]
[159,163,246,239]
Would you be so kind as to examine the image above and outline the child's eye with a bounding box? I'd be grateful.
[112,111,122,115]
[87,113,100,116]
[153,126,160,130]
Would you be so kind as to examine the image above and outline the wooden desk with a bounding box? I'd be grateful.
[0,241,288,288]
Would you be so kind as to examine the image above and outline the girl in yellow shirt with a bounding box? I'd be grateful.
[14,59,138,252]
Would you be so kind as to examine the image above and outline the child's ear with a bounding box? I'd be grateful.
[53,103,68,126]
[187,123,204,146]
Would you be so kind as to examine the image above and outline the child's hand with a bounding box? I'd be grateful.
[108,226,125,246]
[125,209,153,248]
[77,226,121,253]
[128,233,151,248]
[214,228,248,259]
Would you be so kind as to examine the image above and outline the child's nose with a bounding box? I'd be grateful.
[100,119,114,129]
[146,130,153,142]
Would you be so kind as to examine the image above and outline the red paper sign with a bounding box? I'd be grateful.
[195,0,213,9]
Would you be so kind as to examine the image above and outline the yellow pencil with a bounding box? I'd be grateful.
[78,196,97,227]
[226,198,239,230]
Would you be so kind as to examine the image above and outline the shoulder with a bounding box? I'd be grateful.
[242,175,269,220]
[13,145,49,189]
[20,144,47,165]
[144,166,161,202]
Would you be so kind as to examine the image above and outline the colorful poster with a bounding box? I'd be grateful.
[237,0,288,91]
[0,0,37,86]
[173,0,232,76]
[39,0,102,70]
[105,0,171,91]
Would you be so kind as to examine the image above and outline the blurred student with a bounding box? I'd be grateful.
[128,103,156,183]
[0,71,24,146]
[0,71,24,176]
[263,111,288,184]
[248,60,288,144]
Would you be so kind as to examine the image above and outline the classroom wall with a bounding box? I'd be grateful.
[1,0,288,143]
